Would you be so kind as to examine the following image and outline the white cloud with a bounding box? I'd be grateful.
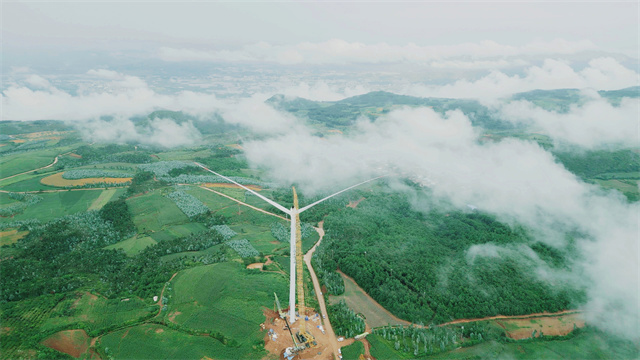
[75,116,202,148]
[402,58,639,101]
[1,70,222,121]
[500,96,639,149]
[241,106,639,340]
[25,75,51,89]
[158,39,597,65]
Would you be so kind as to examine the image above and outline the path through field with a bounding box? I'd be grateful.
[197,185,287,220]
[0,155,59,182]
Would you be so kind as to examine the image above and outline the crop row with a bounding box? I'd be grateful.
[225,239,259,258]
[165,190,210,218]
[211,225,237,241]
[62,169,134,179]
[158,174,268,187]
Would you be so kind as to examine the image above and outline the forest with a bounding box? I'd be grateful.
[312,190,584,325]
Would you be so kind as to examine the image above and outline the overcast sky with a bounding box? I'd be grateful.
[3,1,638,56]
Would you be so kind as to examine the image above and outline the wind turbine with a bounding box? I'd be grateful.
[194,162,382,325]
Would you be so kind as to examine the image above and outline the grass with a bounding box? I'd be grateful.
[127,190,189,233]
[0,148,61,179]
[183,186,238,212]
[149,223,208,242]
[341,340,365,359]
[0,190,103,224]
[164,262,288,349]
[42,292,152,335]
[105,235,158,256]
[100,323,245,360]
[0,173,58,192]
[368,334,410,360]
[87,189,119,211]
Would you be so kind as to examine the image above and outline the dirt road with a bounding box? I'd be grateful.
[197,185,287,220]
[0,155,60,182]
[304,221,342,359]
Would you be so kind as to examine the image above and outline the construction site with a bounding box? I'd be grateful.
[263,306,340,360]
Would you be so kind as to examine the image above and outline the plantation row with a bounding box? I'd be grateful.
[165,189,210,218]
[328,300,365,338]
[62,169,134,179]
[225,239,260,258]
[211,225,237,241]
[270,222,315,243]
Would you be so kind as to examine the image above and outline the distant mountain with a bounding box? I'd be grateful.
[267,86,639,129]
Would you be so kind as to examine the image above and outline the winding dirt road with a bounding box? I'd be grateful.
[304,221,342,360]
[0,155,60,182]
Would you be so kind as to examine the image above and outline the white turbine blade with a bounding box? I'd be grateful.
[194,162,291,215]
[298,175,386,213]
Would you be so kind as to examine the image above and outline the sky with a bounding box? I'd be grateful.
[1,0,639,342]
[3,2,638,54]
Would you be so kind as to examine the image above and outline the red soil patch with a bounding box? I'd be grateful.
[346,197,365,208]
[246,263,264,269]
[155,328,164,334]
[270,241,279,244]
[41,329,90,358]
[168,311,182,323]
[150,154,160,159]
[501,313,585,340]
[68,153,82,159]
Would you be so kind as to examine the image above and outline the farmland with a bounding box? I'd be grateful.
[40,172,132,187]
[0,87,638,359]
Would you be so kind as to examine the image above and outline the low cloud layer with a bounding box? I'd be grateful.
[241,106,638,340]
[402,58,639,101]
[75,116,202,148]
[159,39,596,65]
[500,95,639,149]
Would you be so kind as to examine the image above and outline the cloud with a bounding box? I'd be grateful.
[277,81,370,102]
[158,38,597,65]
[402,58,639,101]
[241,106,639,340]
[25,75,51,89]
[500,96,639,149]
[75,116,202,148]
[1,69,222,121]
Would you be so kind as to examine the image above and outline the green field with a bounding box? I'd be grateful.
[42,292,152,335]
[163,262,288,350]
[184,186,239,211]
[100,323,237,359]
[341,340,365,359]
[105,235,158,256]
[88,189,119,210]
[149,223,208,242]
[127,190,189,233]
[160,243,226,263]
[0,190,103,223]
[0,148,60,179]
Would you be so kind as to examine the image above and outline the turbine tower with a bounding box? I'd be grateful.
[194,162,382,323]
